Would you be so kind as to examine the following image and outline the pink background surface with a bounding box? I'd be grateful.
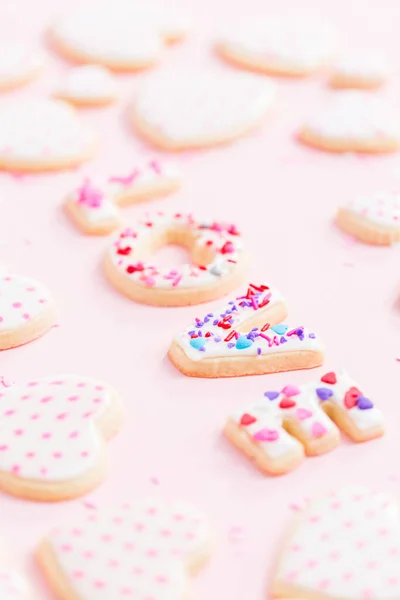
[1,0,400,598]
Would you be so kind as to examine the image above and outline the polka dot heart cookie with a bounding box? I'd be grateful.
[225,371,384,475]
[168,283,324,378]
[0,271,56,351]
[54,65,118,107]
[272,486,400,599]
[298,91,400,154]
[0,98,97,172]
[0,42,44,91]
[0,569,30,599]
[0,375,123,501]
[104,212,248,306]
[37,498,211,600]
[131,68,275,150]
[336,190,400,245]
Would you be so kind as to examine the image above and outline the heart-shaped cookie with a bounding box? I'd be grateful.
[0,271,56,350]
[272,486,400,599]
[38,498,211,600]
[0,375,123,501]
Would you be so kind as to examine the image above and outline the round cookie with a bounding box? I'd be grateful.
[54,65,118,107]
[329,52,390,89]
[0,98,97,172]
[216,16,335,77]
[298,91,400,153]
[131,68,275,150]
[0,42,44,91]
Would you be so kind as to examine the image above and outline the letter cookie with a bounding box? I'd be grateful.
[272,486,400,600]
[0,42,44,91]
[169,283,323,377]
[298,91,400,153]
[0,375,123,501]
[216,17,335,77]
[104,213,248,306]
[131,68,275,150]
[37,498,211,600]
[336,190,400,245]
[225,371,384,475]
[54,66,118,107]
[65,161,181,235]
[0,568,30,599]
[329,52,390,90]
[0,98,97,173]
[0,271,56,350]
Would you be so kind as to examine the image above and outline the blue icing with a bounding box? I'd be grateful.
[236,335,253,350]
[190,338,205,350]
[271,324,288,335]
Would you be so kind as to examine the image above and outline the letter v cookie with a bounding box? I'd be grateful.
[37,498,212,600]
[0,375,123,501]
[225,371,384,475]
[272,486,400,599]
[169,283,323,377]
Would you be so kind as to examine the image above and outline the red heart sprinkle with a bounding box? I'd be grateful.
[240,413,256,426]
[344,387,362,410]
[279,398,296,409]
[321,372,337,385]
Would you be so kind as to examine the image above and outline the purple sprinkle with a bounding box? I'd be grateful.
[231,304,238,312]
[297,333,304,341]
[188,330,195,336]
[214,337,222,343]
[357,396,374,410]
[296,327,304,335]
[228,301,234,305]
[251,327,258,332]
[204,317,210,323]
[207,313,213,317]
[309,333,316,339]
[257,347,262,355]
[227,342,235,349]
[264,391,280,400]
[198,331,202,337]
[213,319,219,326]
[199,347,206,352]
[280,336,287,344]
[196,322,204,328]
[316,387,333,401]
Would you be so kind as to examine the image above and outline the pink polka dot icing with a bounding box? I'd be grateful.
[44,499,211,599]
[0,570,30,599]
[0,274,52,332]
[345,191,400,227]
[0,375,114,481]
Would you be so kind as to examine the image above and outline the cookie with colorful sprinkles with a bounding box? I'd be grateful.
[225,371,384,475]
[168,283,324,377]
[104,212,248,306]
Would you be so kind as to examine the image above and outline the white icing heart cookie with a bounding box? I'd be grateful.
[0,98,97,172]
[216,16,335,77]
[168,283,324,378]
[336,190,400,245]
[0,375,123,501]
[0,271,56,350]
[329,52,390,90]
[65,160,181,235]
[298,91,400,153]
[38,498,211,600]
[0,42,44,91]
[0,569,30,599]
[50,1,189,71]
[104,212,249,306]
[131,68,275,150]
[272,486,400,600]
[225,371,384,475]
[54,65,118,107]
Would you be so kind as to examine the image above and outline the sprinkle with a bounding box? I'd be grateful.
[311,422,327,438]
[271,324,288,335]
[281,385,301,397]
[258,333,271,343]
[149,476,160,486]
[357,396,374,410]
[224,330,237,342]
[261,323,270,332]
[236,335,253,350]
[214,337,222,343]
[172,275,182,287]
[250,296,258,310]
[309,333,316,339]
[257,347,262,355]
[207,313,213,317]
[264,391,279,400]
[213,319,219,326]
[253,428,279,442]
[249,283,269,292]
[280,336,287,344]
[240,413,257,426]
[227,343,235,349]
[190,338,205,350]
[188,331,195,336]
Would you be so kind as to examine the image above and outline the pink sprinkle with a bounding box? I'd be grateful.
[11,465,20,474]
[172,274,182,287]
[311,422,327,438]
[253,428,279,442]
[22,313,30,320]
[150,476,160,486]
[145,277,156,287]
[12,302,22,308]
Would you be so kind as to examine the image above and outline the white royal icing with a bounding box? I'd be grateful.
[0,570,30,599]
[332,52,390,82]
[275,486,400,599]
[0,43,44,87]
[108,212,245,290]
[233,371,383,460]
[57,65,117,101]
[134,69,275,145]
[175,284,321,362]
[46,498,210,600]
[0,273,53,332]
[0,375,114,481]
[303,91,400,142]
[0,98,95,164]
[218,16,335,73]
[345,190,400,228]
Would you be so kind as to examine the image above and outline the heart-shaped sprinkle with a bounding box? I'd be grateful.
[235,335,253,350]
[316,387,334,401]
[296,408,313,421]
[357,396,374,410]
[253,428,279,442]
[281,384,301,397]
[344,386,362,409]
[190,338,205,350]
[240,413,257,426]
[311,421,327,438]
[264,391,279,401]
[279,398,296,409]
[321,372,337,385]
[271,324,288,335]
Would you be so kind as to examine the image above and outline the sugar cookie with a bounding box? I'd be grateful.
[329,52,390,90]
[0,271,56,350]
[0,374,123,501]
[225,371,384,475]
[131,68,275,150]
[65,161,181,235]
[272,486,400,600]
[336,190,400,245]
[104,213,248,306]
[298,91,400,153]
[54,65,118,107]
[0,98,97,172]
[37,498,211,600]
[169,283,324,378]
[0,42,44,91]
[216,17,335,77]
[0,569,30,599]
[50,1,189,71]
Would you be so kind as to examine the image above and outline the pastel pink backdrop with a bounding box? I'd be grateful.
[1,0,400,598]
